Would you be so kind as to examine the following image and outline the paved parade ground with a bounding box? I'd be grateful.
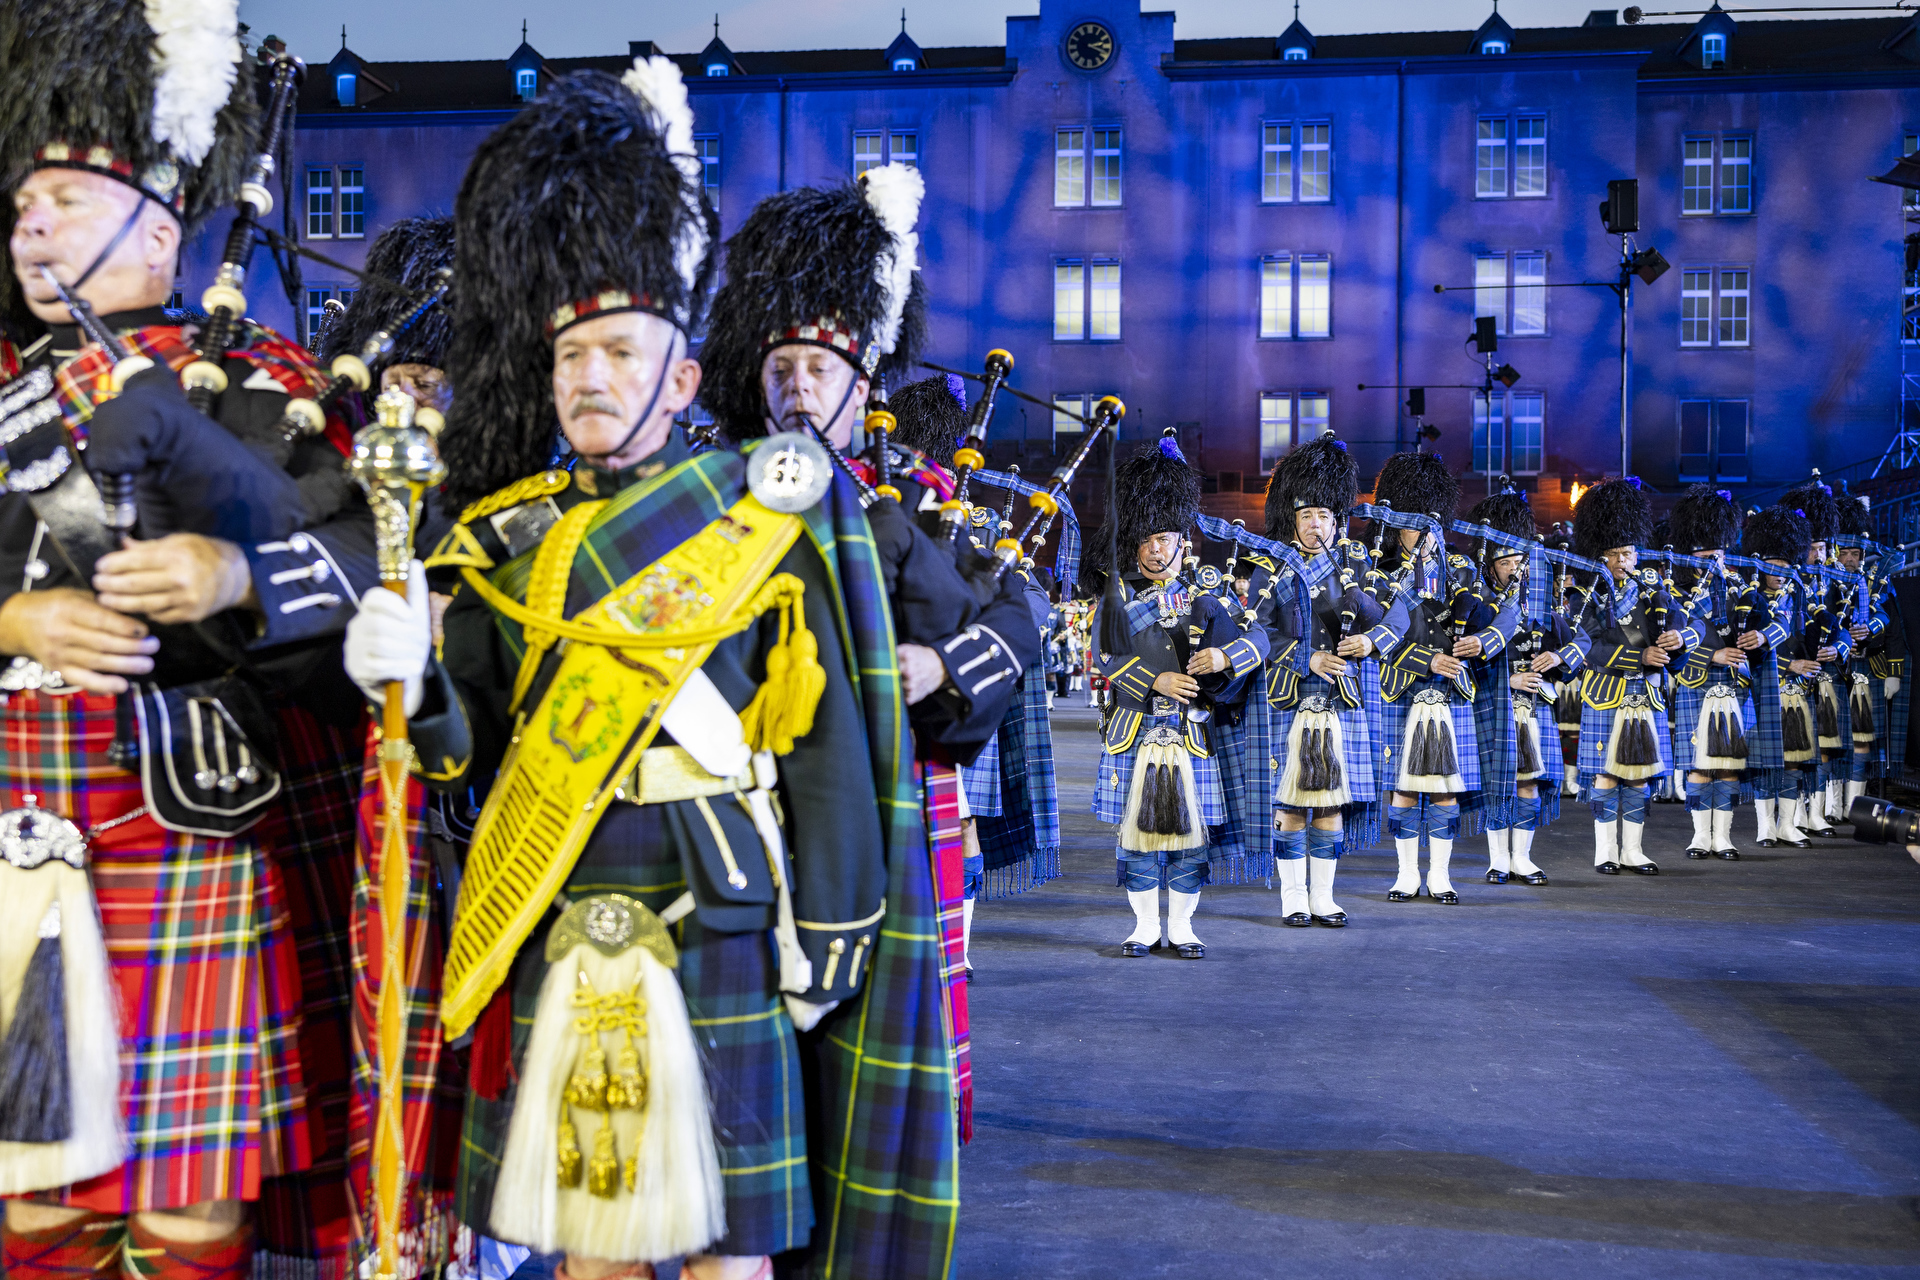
[956,707,1920,1278]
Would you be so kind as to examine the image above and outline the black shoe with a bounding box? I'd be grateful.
[965,966,975,983]
[1788,839,1812,849]
[1686,846,1712,859]
[1715,848,1740,860]
[1758,837,1781,848]
[1386,888,1417,901]
[1486,869,1510,884]
[1630,861,1660,876]
[1596,861,1622,875]
[1175,942,1206,959]
[1120,941,1153,957]
[1282,911,1312,927]
[1519,871,1549,885]
[1311,912,1347,928]
[1428,887,1460,904]
[1807,826,1837,839]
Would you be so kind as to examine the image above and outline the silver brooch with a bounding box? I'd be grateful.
[748,431,831,513]
[0,795,88,871]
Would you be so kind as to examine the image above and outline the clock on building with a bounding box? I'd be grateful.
[1064,21,1115,71]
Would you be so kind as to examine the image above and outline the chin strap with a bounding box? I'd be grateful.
[577,327,684,467]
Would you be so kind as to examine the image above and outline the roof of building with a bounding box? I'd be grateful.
[300,15,1915,115]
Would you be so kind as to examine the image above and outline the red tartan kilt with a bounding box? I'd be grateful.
[0,687,311,1212]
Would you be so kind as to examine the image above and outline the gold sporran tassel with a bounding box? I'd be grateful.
[564,974,610,1110]
[606,1026,648,1112]
[556,1104,583,1188]
[587,1117,620,1198]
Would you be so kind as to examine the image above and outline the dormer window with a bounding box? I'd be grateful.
[515,68,536,100]
[1283,46,1308,61]
[335,71,356,106]
[1701,33,1726,66]
[1482,38,1508,54]
[893,56,916,70]
[707,62,729,76]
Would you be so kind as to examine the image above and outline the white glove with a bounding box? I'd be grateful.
[344,562,431,717]
[1888,677,1902,700]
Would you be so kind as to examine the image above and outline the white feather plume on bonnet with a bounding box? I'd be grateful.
[145,0,242,167]
[622,54,709,304]
[860,162,923,359]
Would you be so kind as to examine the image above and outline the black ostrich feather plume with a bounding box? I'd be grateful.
[1263,431,1358,539]
[1572,477,1653,561]
[318,216,456,373]
[1669,483,1743,554]
[703,180,927,442]
[439,71,717,510]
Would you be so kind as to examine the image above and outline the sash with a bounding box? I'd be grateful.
[440,490,808,1036]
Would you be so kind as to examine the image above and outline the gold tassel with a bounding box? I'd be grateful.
[605,1024,647,1112]
[587,1117,619,1198]
[739,590,827,756]
[564,973,610,1110]
[557,1105,583,1188]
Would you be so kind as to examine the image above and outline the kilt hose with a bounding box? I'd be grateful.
[919,762,972,1146]
[453,838,812,1260]
[0,687,312,1213]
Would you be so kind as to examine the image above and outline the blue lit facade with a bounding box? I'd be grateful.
[185,0,1920,524]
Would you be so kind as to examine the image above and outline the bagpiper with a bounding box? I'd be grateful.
[1372,452,1513,905]
[1464,484,1585,887]
[1666,485,1750,862]
[1736,507,1816,848]
[1,5,376,1279]
[1780,480,1851,837]
[1836,491,1901,818]
[1092,432,1260,958]
[1571,478,1684,876]
[344,64,956,1280]
[1250,431,1399,925]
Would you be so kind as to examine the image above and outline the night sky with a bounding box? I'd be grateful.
[234,0,1827,66]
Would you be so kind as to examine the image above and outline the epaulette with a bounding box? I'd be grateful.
[460,469,572,525]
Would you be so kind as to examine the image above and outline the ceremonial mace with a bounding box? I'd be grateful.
[346,389,447,1280]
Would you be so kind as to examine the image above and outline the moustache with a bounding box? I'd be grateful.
[569,393,625,419]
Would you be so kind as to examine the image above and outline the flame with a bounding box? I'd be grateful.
[1569,480,1589,509]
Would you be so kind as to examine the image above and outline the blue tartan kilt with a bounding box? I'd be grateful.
[1521,692,1566,784]
[1668,673,1755,774]
[1577,680,1671,787]
[1271,673,1376,808]
[959,732,1003,817]
[1849,672,1889,774]
[1377,679,1481,795]
[1092,715,1226,827]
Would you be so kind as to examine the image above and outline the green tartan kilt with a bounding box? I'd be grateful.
[454,833,812,1259]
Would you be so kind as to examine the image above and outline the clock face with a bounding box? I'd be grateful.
[1065,21,1115,71]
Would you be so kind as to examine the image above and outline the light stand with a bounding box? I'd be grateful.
[1870,153,1920,475]
[1431,177,1666,481]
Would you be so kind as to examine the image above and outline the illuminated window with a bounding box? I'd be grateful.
[854,132,883,177]
[1262,123,1292,203]
[1477,118,1508,197]
[696,135,720,211]
[1474,389,1550,479]
[890,132,918,170]
[1053,394,1088,437]
[1720,136,1751,213]
[337,167,364,238]
[1259,395,1292,473]
[1055,129,1085,207]
[1700,33,1726,66]
[1514,116,1546,197]
[1683,138,1714,214]
[1681,269,1714,347]
[1475,254,1507,336]
[1482,38,1508,54]
[1297,256,1330,337]
[1054,261,1084,340]
[1089,260,1121,339]
[306,168,333,238]
[1512,252,1546,335]
[1091,129,1122,206]
[1259,257,1291,338]
[1298,124,1330,202]
[1717,268,1749,347]
[516,68,537,100]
